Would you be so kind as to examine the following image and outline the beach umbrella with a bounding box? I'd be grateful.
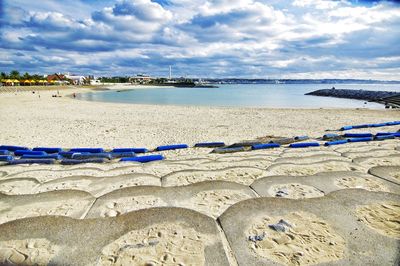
[30,80,36,85]
[24,80,31,85]
[5,79,13,85]
[13,79,20,83]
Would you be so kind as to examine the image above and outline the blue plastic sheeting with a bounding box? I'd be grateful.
[0,155,13,161]
[8,159,55,165]
[352,124,369,129]
[112,148,148,153]
[324,140,348,146]
[340,126,353,131]
[14,150,47,156]
[194,142,225,148]
[369,123,387,127]
[376,132,397,136]
[59,151,90,158]
[61,158,106,165]
[347,137,373,142]
[110,152,136,158]
[212,147,246,153]
[344,133,373,138]
[0,145,29,151]
[374,135,395,141]
[156,144,189,151]
[294,136,309,141]
[71,153,112,160]
[322,133,340,139]
[32,147,63,153]
[386,121,400,126]
[252,143,280,150]
[0,150,11,155]
[69,148,105,153]
[289,142,320,148]
[120,155,164,163]
[21,154,62,160]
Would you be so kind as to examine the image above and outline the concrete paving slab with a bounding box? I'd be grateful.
[0,190,95,225]
[342,149,400,159]
[353,154,400,168]
[162,166,267,186]
[0,207,231,265]
[251,171,398,199]
[275,154,350,164]
[368,166,400,186]
[219,189,400,266]
[36,173,161,197]
[265,160,365,177]
[0,178,40,195]
[87,181,257,219]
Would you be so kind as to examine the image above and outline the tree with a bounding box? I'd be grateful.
[22,72,31,80]
[9,70,20,79]
[0,72,7,80]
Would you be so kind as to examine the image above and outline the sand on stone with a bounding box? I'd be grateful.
[178,189,253,218]
[95,195,168,218]
[0,238,59,265]
[265,160,363,177]
[163,167,266,186]
[98,222,216,265]
[247,211,346,266]
[356,202,400,239]
[0,198,91,225]
[334,176,390,192]
[267,183,325,199]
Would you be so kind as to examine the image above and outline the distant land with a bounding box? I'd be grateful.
[201,79,400,84]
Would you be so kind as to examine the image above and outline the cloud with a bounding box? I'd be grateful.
[0,0,399,79]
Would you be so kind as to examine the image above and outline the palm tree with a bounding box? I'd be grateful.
[9,70,20,80]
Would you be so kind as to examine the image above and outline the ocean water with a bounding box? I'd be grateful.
[77,83,400,109]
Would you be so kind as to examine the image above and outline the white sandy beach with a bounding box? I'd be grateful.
[0,85,398,148]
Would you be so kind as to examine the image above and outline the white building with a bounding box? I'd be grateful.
[65,74,87,85]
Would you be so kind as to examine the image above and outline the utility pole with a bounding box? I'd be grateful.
[169,65,172,80]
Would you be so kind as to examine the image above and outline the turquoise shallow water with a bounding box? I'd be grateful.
[77,83,400,109]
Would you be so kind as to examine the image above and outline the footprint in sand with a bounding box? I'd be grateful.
[356,202,400,239]
[267,183,325,199]
[164,167,266,186]
[334,177,389,192]
[0,238,59,265]
[179,190,253,218]
[98,223,215,265]
[247,212,346,266]
[98,196,168,217]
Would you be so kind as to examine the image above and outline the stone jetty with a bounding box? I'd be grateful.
[305,88,398,101]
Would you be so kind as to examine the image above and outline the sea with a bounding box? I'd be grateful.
[77,83,400,109]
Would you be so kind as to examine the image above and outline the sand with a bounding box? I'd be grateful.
[265,160,364,176]
[267,183,325,199]
[162,167,266,186]
[0,238,60,265]
[178,189,253,218]
[0,86,399,265]
[334,176,390,192]
[0,199,88,225]
[0,86,398,148]
[247,211,346,266]
[98,222,215,265]
[96,195,168,217]
[356,202,400,239]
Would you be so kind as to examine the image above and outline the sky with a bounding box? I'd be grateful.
[0,0,399,79]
